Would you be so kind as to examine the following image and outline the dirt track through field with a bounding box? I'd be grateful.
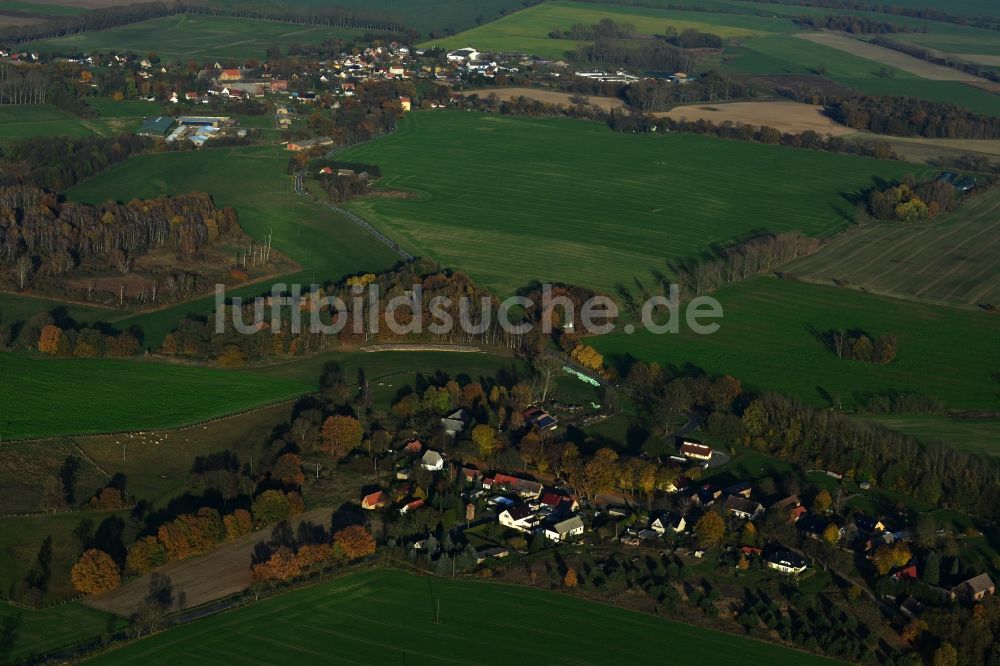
[798,31,989,81]
[84,507,333,617]
[657,101,855,136]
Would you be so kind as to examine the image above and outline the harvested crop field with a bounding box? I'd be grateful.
[797,32,988,81]
[786,186,1000,308]
[462,87,625,111]
[658,101,854,136]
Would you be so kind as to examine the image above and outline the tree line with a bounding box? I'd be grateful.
[827,96,1000,139]
[570,38,695,72]
[793,13,917,33]
[742,393,1000,519]
[0,133,153,191]
[666,233,822,299]
[819,329,898,364]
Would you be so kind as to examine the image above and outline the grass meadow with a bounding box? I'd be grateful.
[0,104,93,142]
[26,14,364,61]
[0,353,312,439]
[419,0,793,58]
[591,277,1000,411]
[0,601,120,662]
[338,111,922,297]
[787,186,1000,308]
[860,414,1000,459]
[85,569,839,665]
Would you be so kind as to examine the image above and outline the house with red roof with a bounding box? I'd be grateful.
[218,68,242,82]
[361,490,388,510]
[893,564,919,582]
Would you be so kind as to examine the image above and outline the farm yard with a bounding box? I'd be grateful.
[337,111,922,297]
[787,186,1000,308]
[25,14,365,61]
[592,277,1000,411]
[85,570,839,665]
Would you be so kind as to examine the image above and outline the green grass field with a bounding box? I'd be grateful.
[592,277,1000,411]
[337,111,922,297]
[85,569,838,665]
[0,601,120,662]
[0,353,313,439]
[26,14,365,61]
[420,0,792,58]
[0,104,93,142]
[860,414,1000,458]
[787,186,1000,308]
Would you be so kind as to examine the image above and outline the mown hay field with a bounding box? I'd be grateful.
[787,186,1000,308]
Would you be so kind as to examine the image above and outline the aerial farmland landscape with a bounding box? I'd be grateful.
[0,0,999,663]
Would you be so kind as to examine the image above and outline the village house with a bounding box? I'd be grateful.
[399,498,424,515]
[420,450,444,472]
[538,491,577,513]
[544,516,585,542]
[498,504,538,532]
[361,490,389,510]
[441,409,467,436]
[952,573,995,602]
[766,550,808,575]
[724,495,764,521]
[650,513,686,535]
[484,473,543,499]
[475,546,509,565]
[680,440,712,461]
[218,68,242,82]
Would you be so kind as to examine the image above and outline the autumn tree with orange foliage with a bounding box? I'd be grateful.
[71,549,120,595]
[250,546,301,583]
[272,453,305,487]
[563,568,578,588]
[37,324,63,354]
[333,525,376,560]
[321,415,362,460]
[223,509,253,541]
[125,536,167,574]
